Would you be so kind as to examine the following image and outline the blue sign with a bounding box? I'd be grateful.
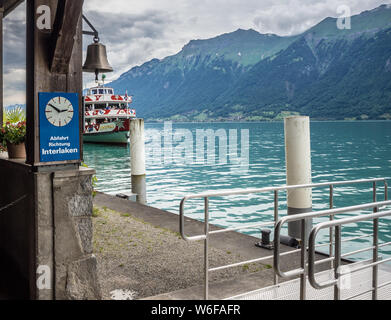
[39,92,80,163]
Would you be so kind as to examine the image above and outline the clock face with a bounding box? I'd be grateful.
[45,96,74,127]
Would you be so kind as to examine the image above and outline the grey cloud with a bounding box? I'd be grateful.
[83,9,174,44]
[3,0,391,104]
[252,0,390,35]
[3,68,26,106]
[82,9,177,85]
[2,2,26,105]
[3,4,26,73]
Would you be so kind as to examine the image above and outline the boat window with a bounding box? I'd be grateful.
[109,89,113,94]
[99,89,104,94]
[92,89,97,94]
[95,103,106,110]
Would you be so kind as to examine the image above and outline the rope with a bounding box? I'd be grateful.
[0,194,28,214]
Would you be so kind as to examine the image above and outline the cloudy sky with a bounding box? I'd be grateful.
[3,0,391,105]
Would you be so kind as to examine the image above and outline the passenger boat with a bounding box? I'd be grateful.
[83,86,136,145]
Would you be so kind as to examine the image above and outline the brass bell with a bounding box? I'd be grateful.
[83,42,113,80]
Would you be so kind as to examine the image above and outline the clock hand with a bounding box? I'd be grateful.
[48,104,61,113]
[60,106,73,113]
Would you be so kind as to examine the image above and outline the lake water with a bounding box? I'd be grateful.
[83,121,391,261]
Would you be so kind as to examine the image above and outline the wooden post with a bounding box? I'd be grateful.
[26,0,84,167]
[25,0,84,298]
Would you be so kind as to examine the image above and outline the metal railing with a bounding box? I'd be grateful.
[308,209,391,300]
[273,200,391,300]
[179,178,389,300]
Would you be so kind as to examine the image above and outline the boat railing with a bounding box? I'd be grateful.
[179,178,389,300]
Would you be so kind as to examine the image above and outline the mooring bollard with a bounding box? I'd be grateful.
[284,116,313,239]
[130,119,147,205]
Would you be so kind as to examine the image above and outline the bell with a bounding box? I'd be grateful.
[83,42,113,79]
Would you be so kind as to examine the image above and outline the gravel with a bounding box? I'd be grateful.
[92,206,268,300]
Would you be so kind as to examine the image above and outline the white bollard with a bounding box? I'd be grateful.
[284,116,313,239]
[130,119,147,204]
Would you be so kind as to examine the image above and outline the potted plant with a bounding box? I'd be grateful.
[0,121,27,159]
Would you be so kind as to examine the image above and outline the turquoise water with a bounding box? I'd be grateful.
[84,121,391,261]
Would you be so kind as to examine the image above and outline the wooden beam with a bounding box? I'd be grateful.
[2,0,24,17]
[50,0,83,74]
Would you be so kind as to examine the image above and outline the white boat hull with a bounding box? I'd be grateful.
[83,130,129,145]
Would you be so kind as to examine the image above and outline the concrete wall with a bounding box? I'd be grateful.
[52,169,101,300]
[0,159,101,300]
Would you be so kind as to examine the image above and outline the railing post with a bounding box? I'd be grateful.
[329,185,334,268]
[300,218,307,300]
[204,197,209,300]
[274,190,279,225]
[274,190,279,285]
[373,181,378,300]
[372,218,379,300]
[334,226,341,300]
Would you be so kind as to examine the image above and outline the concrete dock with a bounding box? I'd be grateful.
[93,192,328,300]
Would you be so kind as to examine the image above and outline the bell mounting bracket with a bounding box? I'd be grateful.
[82,14,100,43]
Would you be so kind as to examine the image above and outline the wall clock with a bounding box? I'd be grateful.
[45,96,74,127]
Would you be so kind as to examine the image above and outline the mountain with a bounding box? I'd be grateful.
[109,4,391,121]
[110,28,298,120]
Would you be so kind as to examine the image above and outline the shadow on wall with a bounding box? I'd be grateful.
[0,250,30,299]
[0,160,35,300]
